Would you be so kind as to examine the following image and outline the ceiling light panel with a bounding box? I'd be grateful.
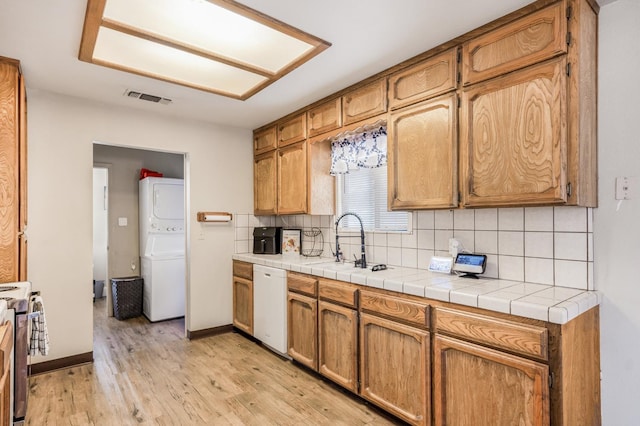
[103,0,316,74]
[79,0,330,100]
[94,27,267,96]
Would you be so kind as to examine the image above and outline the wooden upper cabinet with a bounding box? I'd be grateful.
[278,113,307,147]
[462,2,567,86]
[308,98,342,137]
[254,150,278,215]
[388,93,458,210]
[342,79,387,126]
[433,335,549,426]
[388,48,458,110]
[0,57,23,284]
[253,125,277,155]
[460,57,567,208]
[277,141,308,215]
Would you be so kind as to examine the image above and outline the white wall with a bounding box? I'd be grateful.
[596,1,640,424]
[27,90,252,361]
[92,168,108,283]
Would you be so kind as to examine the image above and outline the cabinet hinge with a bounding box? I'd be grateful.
[549,372,555,388]
[567,182,573,197]
[566,6,573,20]
[457,95,461,108]
[566,62,571,77]
[457,72,461,84]
[456,49,462,63]
[566,31,572,46]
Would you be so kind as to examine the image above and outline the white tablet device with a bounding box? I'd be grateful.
[452,253,487,277]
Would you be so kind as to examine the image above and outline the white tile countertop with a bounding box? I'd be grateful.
[233,253,600,325]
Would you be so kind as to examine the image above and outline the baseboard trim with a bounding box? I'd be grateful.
[29,351,94,376]
[187,324,233,340]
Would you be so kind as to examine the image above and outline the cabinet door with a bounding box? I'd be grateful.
[433,334,549,426]
[388,93,458,210]
[18,73,27,281]
[308,98,342,137]
[0,59,20,283]
[342,79,387,126]
[318,301,358,392]
[278,113,307,147]
[0,323,12,426]
[278,141,308,214]
[462,2,566,85]
[388,48,458,110]
[232,276,253,335]
[360,312,430,426]
[287,291,317,370]
[254,125,277,155]
[254,150,277,215]
[460,57,567,207]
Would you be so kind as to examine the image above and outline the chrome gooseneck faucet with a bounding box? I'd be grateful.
[335,212,367,268]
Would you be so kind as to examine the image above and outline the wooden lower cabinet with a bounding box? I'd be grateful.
[318,300,358,393]
[359,312,430,425]
[287,291,317,370]
[232,276,253,335]
[0,322,13,426]
[433,334,549,426]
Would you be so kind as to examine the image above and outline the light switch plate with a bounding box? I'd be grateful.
[118,217,128,226]
[428,256,453,274]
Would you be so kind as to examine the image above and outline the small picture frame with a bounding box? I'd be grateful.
[282,229,302,256]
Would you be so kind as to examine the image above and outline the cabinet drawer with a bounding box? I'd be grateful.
[288,272,317,297]
[434,307,548,361]
[308,98,342,137]
[462,2,566,85]
[342,79,387,125]
[232,260,253,280]
[360,289,429,329]
[318,279,358,308]
[388,48,458,110]
[278,113,307,147]
[254,125,277,155]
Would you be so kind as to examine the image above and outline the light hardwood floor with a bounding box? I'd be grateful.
[26,298,400,425]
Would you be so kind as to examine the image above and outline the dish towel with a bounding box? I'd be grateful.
[29,295,50,356]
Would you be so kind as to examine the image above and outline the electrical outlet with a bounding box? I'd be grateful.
[449,238,460,258]
[615,176,632,200]
[131,261,136,271]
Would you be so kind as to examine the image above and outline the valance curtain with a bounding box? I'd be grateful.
[329,121,387,175]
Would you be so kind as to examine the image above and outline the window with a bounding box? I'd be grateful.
[331,121,410,232]
[336,166,410,232]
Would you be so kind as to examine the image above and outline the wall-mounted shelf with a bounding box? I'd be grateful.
[197,212,233,222]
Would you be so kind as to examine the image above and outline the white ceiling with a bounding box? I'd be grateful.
[0,0,612,130]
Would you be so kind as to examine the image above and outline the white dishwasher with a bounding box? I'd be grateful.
[253,264,288,356]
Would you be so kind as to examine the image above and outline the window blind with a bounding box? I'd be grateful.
[337,166,409,232]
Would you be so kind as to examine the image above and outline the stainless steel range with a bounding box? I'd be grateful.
[0,282,32,426]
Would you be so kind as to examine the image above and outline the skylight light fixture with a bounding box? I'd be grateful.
[79,0,331,100]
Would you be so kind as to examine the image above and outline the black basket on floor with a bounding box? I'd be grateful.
[111,276,143,320]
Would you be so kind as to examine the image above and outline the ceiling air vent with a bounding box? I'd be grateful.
[124,89,172,105]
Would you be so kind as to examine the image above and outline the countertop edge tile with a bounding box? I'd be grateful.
[233,253,600,324]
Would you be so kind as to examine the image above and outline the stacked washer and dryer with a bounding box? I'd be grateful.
[139,177,185,322]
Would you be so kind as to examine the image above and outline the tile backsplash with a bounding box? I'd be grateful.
[234,206,594,290]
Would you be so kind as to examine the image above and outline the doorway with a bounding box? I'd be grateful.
[92,144,186,331]
[92,166,109,303]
